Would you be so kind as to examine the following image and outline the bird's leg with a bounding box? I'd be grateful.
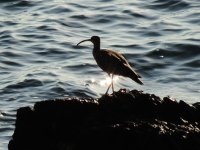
[111,74,117,97]
[111,74,114,93]
[105,74,112,95]
[105,83,112,95]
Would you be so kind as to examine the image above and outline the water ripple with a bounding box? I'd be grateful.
[148,0,190,11]
[2,0,35,11]
[5,79,43,89]
[122,10,157,20]
[0,51,20,58]
[1,61,23,67]
[43,5,72,14]
[184,59,200,68]
[169,43,200,59]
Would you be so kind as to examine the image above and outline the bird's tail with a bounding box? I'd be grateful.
[124,65,143,85]
[131,78,144,85]
[130,74,143,85]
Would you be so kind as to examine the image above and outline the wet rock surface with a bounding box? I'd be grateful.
[9,89,200,150]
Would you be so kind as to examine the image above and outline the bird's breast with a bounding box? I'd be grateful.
[93,50,119,75]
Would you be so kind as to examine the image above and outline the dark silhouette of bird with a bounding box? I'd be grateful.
[77,36,143,95]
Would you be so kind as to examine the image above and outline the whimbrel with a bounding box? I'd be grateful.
[77,36,143,95]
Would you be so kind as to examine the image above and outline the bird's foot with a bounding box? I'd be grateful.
[102,92,116,98]
[102,92,111,98]
[111,92,117,98]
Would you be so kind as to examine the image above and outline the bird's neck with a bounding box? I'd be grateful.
[92,44,100,58]
[93,43,100,56]
[93,43,100,51]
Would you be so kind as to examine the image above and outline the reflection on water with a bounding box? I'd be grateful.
[88,75,119,89]
[99,76,119,86]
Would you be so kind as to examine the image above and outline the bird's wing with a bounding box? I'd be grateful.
[103,49,128,65]
[101,49,141,78]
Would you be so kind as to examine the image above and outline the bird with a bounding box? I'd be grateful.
[77,36,143,95]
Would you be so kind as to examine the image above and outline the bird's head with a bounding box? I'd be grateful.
[77,36,100,46]
[90,36,100,45]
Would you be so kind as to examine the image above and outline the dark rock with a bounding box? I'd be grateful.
[8,89,200,150]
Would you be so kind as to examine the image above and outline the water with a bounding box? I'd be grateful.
[0,0,200,149]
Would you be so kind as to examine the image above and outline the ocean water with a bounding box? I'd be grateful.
[0,0,200,149]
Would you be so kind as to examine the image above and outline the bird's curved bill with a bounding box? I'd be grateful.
[77,39,91,46]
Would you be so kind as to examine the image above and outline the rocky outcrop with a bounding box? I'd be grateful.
[8,89,200,150]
